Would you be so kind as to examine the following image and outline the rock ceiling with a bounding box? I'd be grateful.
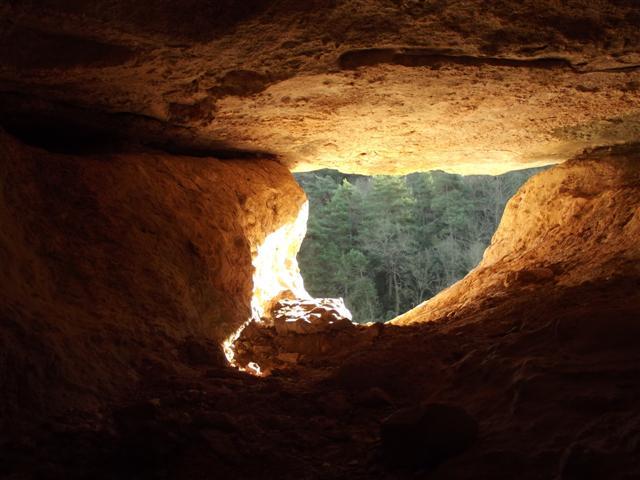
[1,0,640,174]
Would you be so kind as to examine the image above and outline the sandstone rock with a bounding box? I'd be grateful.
[394,147,640,326]
[381,403,478,469]
[271,298,355,335]
[0,3,638,478]
[503,267,555,287]
[228,297,387,375]
[0,131,306,421]
[1,2,639,174]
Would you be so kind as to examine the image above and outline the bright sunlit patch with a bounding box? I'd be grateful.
[246,362,262,376]
[222,201,312,375]
[250,200,311,318]
[222,320,266,376]
[222,318,251,366]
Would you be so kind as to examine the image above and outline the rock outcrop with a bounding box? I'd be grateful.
[271,297,353,335]
[0,131,306,424]
[0,1,640,478]
[394,144,640,325]
[1,1,640,173]
[232,297,378,374]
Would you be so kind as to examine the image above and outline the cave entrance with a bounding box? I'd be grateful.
[226,166,547,375]
[294,167,546,323]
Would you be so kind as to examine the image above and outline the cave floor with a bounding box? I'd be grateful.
[3,277,640,480]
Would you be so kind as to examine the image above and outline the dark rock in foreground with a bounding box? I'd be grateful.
[381,403,478,469]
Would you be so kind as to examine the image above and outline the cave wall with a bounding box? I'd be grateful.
[395,145,640,325]
[2,1,640,174]
[0,2,639,476]
[0,131,306,423]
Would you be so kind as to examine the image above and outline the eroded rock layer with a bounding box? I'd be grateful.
[1,1,640,477]
[0,126,639,480]
[0,131,306,423]
[1,1,640,173]
[394,144,640,326]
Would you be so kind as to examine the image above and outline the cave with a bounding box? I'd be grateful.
[1,1,640,478]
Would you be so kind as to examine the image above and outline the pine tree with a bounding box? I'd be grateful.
[294,167,545,323]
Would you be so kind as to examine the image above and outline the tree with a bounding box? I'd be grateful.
[361,177,416,317]
[294,166,545,323]
[336,249,381,322]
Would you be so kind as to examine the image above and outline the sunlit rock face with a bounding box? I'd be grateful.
[0,2,639,474]
[250,202,310,319]
[0,131,306,421]
[394,144,640,325]
[1,1,640,174]
[271,297,353,335]
[233,297,378,375]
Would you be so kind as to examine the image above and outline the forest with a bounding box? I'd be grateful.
[295,167,546,323]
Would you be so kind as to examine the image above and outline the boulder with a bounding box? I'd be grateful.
[271,298,355,335]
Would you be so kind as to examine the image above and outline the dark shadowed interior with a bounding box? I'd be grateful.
[1,2,639,478]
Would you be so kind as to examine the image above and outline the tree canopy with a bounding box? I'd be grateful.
[295,167,546,323]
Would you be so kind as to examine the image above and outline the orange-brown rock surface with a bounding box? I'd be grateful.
[232,297,377,374]
[1,1,640,173]
[394,144,640,325]
[1,1,640,478]
[0,131,306,423]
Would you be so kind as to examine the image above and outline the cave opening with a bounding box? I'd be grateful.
[226,164,551,375]
[294,167,548,323]
[3,1,640,477]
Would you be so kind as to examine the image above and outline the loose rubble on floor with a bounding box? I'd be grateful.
[233,297,382,375]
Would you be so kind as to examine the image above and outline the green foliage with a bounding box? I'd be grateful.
[296,167,546,323]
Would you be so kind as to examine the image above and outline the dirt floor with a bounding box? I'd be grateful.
[3,277,639,480]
